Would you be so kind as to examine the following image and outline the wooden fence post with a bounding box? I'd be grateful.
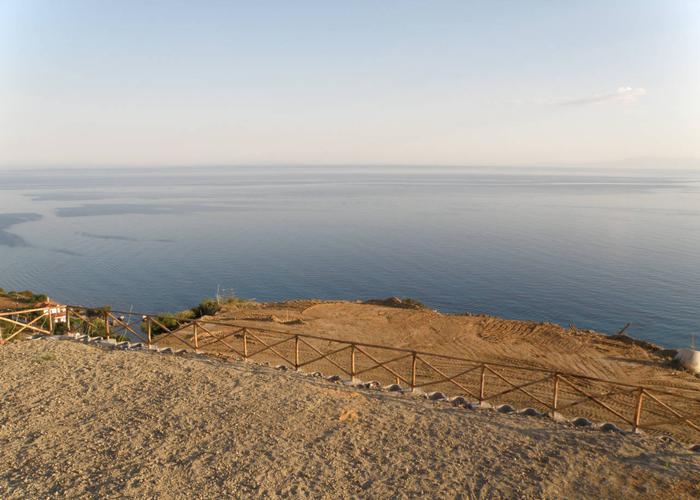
[65,306,71,331]
[104,311,110,339]
[48,308,54,334]
[294,335,299,370]
[193,321,199,349]
[633,388,645,432]
[146,316,152,345]
[350,344,356,380]
[411,352,417,390]
[243,329,248,359]
[479,364,487,403]
[552,373,560,415]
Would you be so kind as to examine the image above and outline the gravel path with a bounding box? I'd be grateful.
[1,339,698,498]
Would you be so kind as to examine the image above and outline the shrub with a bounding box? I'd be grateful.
[191,298,221,318]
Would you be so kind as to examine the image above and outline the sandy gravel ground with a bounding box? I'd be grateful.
[151,300,700,441]
[1,339,699,499]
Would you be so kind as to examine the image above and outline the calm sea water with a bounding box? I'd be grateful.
[0,166,698,348]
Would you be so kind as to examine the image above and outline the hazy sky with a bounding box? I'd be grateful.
[1,1,698,167]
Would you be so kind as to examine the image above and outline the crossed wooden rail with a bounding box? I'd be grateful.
[2,304,699,441]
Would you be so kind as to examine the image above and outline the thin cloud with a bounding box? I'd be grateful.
[558,87,647,106]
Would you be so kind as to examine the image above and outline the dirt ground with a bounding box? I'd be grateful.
[1,339,699,499]
[149,300,700,441]
[213,300,696,388]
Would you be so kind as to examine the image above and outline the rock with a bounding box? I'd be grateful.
[690,444,700,453]
[674,349,700,374]
[427,391,446,401]
[600,422,622,433]
[275,364,288,371]
[159,347,173,354]
[572,417,593,427]
[350,380,370,389]
[326,375,341,382]
[497,404,515,414]
[366,381,382,389]
[384,384,402,392]
[310,372,323,377]
[519,408,542,417]
[449,396,468,406]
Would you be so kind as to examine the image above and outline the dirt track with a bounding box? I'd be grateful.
[1,339,699,498]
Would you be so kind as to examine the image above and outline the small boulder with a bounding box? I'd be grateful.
[497,404,515,414]
[427,391,446,401]
[449,396,468,406]
[384,384,403,392]
[600,422,622,433]
[674,349,700,374]
[572,417,593,427]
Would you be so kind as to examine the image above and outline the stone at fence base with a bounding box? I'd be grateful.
[497,404,515,414]
[427,391,446,401]
[476,401,492,409]
[384,384,403,392]
[349,380,369,389]
[518,407,543,417]
[449,396,468,406]
[690,444,700,453]
[572,417,593,427]
[549,411,567,423]
[101,338,118,345]
[275,364,288,371]
[159,347,173,354]
[599,422,622,433]
[366,380,381,389]
[326,375,341,382]
[310,371,323,377]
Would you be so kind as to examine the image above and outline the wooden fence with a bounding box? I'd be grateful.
[2,304,700,442]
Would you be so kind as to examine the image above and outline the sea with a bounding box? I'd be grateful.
[0,165,698,348]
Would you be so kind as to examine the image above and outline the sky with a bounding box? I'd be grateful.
[1,1,699,168]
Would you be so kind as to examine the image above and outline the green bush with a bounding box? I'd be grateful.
[191,298,221,318]
[142,297,224,337]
